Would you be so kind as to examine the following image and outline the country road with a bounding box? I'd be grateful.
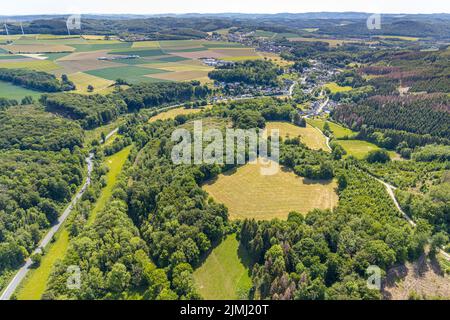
[372,174,450,261]
[0,129,117,300]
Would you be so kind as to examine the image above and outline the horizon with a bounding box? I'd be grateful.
[1,0,449,16]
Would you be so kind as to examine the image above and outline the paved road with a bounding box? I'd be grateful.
[0,129,117,300]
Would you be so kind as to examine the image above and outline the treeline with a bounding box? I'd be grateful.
[40,82,211,129]
[0,104,84,291]
[333,94,450,140]
[45,119,229,299]
[0,149,84,277]
[239,166,428,300]
[208,60,281,86]
[0,105,83,151]
[0,68,75,92]
[119,81,210,112]
[41,93,127,129]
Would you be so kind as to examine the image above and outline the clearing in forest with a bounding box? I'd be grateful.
[203,160,338,220]
[264,121,330,151]
[193,234,252,300]
[148,107,206,122]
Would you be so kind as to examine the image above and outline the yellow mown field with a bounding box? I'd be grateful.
[203,160,338,220]
[264,121,330,151]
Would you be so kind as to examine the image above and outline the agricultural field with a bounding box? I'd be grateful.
[264,121,330,151]
[193,234,252,300]
[0,37,262,89]
[203,160,339,220]
[0,80,44,100]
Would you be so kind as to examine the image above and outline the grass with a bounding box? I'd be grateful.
[87,146,132,225]
[264,121,330,151]
[110,48,166,57]
[132,41,160,48]
[374,35,420,41]
[193,234,252,300]
[149,107,205,122]
[222,56,262,62]
[324,82,353,93]
[16,230,70,300]
[69,72,115,94]
[71,42,131,52]
[85,66,167,84]
[203,160,338,220]
[0,54,25,60]
[0,80,44,100]
[306,118,355,139]
[84,117,125,145]
[0,60,60,72]
[336,140,381,159]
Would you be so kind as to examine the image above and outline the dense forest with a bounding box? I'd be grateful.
[208,60,282,86]
[0,68,75,92]
[333,94,450,141]
[0,103,85,291]
[39,82,211,129]
[0,105,83,151]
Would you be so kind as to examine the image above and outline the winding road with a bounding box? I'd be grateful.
[0,129,117,300]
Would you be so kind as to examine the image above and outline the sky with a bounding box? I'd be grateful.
[1,0,449,15]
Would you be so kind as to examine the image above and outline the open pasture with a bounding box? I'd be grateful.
[264,121,330,151]
[306,118,356,139]
[203,160,338,220]
[149,106,206,122]
[193,234,252,300]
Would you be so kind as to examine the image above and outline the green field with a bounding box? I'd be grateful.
[87,145,132,225]
[110,48,166,57]
[324,82,353,93]
[71,42,131,52]
[85,66,167,84]
[193,234,252,300]
[16,229,70,300]
[0,80,44,100]
[306,118,356,139]
[336,140,381,159]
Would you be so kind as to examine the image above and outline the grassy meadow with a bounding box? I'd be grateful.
[193,234,252,300]
[203,160,338,220]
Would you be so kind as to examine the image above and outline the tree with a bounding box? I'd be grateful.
[106,263,131,293]
[366,150,390,163]
[87,85,94,92]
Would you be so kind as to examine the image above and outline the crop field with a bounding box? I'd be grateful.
[0,44,75,53]
[306,118,356,139]
[264,121,330,151]
[132,41,161,48]
[193,234,252,300]
[324,82,353,93]
[203,160,338,220]
[0,60,60,72]
[0,37,261,91]
[0,80,44,100]
[288,37,359,47]
[86,66,168,83]
[68,72,115,94]
[149,106,206,122]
